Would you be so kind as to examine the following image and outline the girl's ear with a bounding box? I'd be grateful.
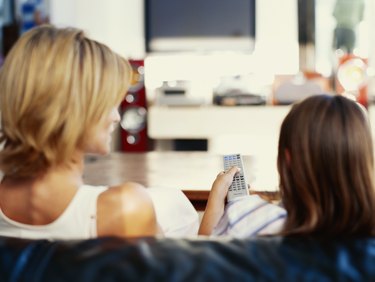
[285,148,291,166]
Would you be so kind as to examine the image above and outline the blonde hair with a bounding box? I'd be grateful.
[278,95,375,237]
[0,25,131,178]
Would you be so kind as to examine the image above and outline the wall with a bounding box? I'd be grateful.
[50,0,145,59]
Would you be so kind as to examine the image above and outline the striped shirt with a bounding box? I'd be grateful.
[212,194,287,238]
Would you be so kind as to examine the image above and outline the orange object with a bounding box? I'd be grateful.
[335,53,368,107]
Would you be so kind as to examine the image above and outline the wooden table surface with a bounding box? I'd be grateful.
[83,152,280,210]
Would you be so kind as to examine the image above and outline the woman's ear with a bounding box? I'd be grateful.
[285,148,291,166]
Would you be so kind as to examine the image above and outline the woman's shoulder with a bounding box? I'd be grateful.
[96,182,159,237]
[100,182,152,205]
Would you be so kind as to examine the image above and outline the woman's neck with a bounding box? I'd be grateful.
[2,151,86,188]
[0,153,87,225]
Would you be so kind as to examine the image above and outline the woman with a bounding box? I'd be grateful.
[199,94,375,238]
[0,25,160,239]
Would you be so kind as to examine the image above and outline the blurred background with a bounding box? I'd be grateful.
[0,0,374,165]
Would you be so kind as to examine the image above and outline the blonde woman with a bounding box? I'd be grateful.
[0,25,160,239]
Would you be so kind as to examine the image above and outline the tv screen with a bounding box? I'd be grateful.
[145,0,256,53]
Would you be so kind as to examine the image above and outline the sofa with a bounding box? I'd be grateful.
[1,235,375,281]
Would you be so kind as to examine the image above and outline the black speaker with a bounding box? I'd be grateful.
[2,23,19,57]
[298,0,315,45]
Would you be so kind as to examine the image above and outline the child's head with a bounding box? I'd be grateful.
[278,94,375,236]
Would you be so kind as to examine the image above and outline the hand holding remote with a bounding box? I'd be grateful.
[223,154,249,202]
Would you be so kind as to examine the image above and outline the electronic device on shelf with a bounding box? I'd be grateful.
[213,92,266,106]
[273,73,324,105]
[223,154,249,202]
[155,80,204,106]
[213,75,266,106]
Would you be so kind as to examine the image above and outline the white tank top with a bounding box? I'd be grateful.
[0,184,107,240]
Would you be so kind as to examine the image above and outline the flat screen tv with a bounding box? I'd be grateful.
[145,0,256,53]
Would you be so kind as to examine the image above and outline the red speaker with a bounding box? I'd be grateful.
[120,59,152,152]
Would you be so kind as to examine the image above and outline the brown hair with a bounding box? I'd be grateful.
[0,25,131,178]
[278,94,375,237]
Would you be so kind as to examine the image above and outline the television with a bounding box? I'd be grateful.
[145,0,256,53]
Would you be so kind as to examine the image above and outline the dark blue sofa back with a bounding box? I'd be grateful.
[1,236,375,281]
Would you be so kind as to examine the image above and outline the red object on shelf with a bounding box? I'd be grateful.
[120,59,152,152]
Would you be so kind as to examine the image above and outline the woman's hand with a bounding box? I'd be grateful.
[198,166,240,236]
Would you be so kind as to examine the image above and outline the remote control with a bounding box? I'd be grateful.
[223,154,249,202]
